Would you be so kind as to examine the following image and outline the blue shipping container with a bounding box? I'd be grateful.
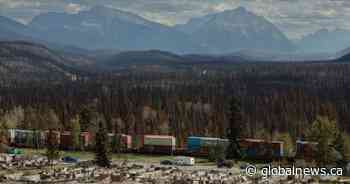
[187,137,201,152]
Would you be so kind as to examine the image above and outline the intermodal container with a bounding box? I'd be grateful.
[14,129,35,147]
[296,140,318,159]
[187,137,201,152]
[117,134,132,150]
[80,132,93,148]
[141,135,176,154]
[143,135,176,148]
[44,130,61,146]
[239,139,284,159]
[187,136,228,153]
[60,131,73,150]
[132,135,144,150]
[271,141,284,157]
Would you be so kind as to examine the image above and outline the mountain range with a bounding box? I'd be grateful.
[297,29,350,54]
[1,5,350,60]
[176,7,294,53]
[0,6,296,54]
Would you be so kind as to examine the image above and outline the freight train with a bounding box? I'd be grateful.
[3,129,316,160]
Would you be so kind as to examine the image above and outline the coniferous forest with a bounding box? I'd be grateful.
[1,62,350,147]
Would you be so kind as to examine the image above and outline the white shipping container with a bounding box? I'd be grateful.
[144,135,176,147]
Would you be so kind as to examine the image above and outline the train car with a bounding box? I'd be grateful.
[61,131,94,150]
[295,140,318,160]
[60,131,73,150]
[106,133,132,152]
[7,129,16,145]
[132,135,144,150]
[107,133,116,150]
[141,135,176,154]
[44,130,61,146]
[238,139,284,159]
[80,132,93,149]
[117,134,132,152]
[187,137,229,157]
[12,129,45,148]
[15,129,31,147]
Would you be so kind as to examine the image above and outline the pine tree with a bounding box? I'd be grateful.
[95,120,111,168]
[334,132,348,167]
[71,115,81,150]
[226,96,243,159]
[46,129,60,169]
[306,116,341,166]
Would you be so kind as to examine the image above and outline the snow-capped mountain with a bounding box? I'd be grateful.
[28,6,200,53]
[176,7,295,54]
[1,6,297,55]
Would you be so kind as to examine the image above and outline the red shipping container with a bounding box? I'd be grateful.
[80,132,92,148]
[44,130,60,146]
[60,131,73,150]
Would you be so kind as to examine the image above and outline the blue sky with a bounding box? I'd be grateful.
[0,0,349,39]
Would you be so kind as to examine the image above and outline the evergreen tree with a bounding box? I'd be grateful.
[95,120,111,168]
[333,132,350,167]
[71,115,81,150]
[226,96,243,159]
[46,129,60,169]
[306,116,341,166]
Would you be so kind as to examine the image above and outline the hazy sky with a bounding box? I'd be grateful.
[0,0,349,39]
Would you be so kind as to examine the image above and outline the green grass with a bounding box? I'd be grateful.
[20,148,212,165]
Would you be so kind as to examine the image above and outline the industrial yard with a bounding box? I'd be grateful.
[1,150,349,184]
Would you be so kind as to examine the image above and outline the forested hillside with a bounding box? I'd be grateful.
[1,62,350,146]
[0,41,81,82]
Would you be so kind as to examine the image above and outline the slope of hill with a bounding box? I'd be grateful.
[229,49,336,62]
[97,49,246,72]
[99,50,185,70]
[0,41,80,81]
[176,7,295,54]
